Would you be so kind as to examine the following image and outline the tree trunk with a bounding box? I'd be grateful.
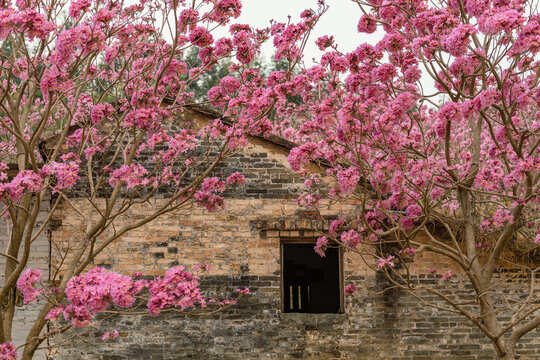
[498,340,517,360]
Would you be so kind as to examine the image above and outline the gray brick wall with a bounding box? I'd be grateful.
[0,198,50,360]
[53,274,540,359]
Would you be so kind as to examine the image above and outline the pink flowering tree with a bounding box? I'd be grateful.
[279,0,539,358]
[0,0,323,358]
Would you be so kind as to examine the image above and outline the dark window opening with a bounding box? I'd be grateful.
[282,242,342,313]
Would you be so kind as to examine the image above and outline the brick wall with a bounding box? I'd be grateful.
[51,197,540,359]
[0,198,50,360]
[48,124,540,359]
[53,274,540,359]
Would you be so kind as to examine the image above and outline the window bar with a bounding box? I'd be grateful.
[289,285,293,310]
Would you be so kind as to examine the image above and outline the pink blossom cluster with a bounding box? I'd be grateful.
[207,0,242,23]
[101,330,119,341]
[329,219,347,237]
[378,255,396,269]
[42,162,80,194]
[235,287,250,295]
[0,170,42,202]
[284,0,539,259]
[344,284,359,296]
[0,8,55,41]
[46,265,227,327]
[53,267,145,327]
[50,24,103,69]
[295,193,320,208]
[109,164,149,189]
[91,103,114,125]
[287,142,323,172]
[16,268,42,304]
[124,108,161,130]
[194,177,228,212]
[444,24,477,56]
[226,172,245,185]
[69,0,92,18]
[337,167,360,194]
[341,229,361,249]
[189,27,214,47]
[440,270,454,281]
[314,236,328,257]
[0,342,17,360]
[147,266,203,316]
[399,248,417,256]
[193,263,211,272]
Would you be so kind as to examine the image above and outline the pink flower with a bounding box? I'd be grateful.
[337,167,360,194]
[328,219,346,238]
[315,35,334,50]
[214,37,233,56]
[464,0,489,16]
[399,248,417,256]
[189,27,213,47]
[344,284,358,296]
[16,268,42,304]
[220,76,241,93]
[404,66,422,83]
[124,108,160,130]
[226,172,245,185]
[194,191,225,212]
[341,229,360,248]
[102,330,119,341]
[60,268,144,327]
[444,24,477,57]
[478,9,524,35]
[378,255,395,269]
[201,177,226,193]
[435,102,462,137]
[372,63,397,82]
[209,0,242,22]
[295,194,320,208]
[147,266,203,316]
[178,9,199,31]
[3,170,42,201]
[357,15,376,34]
[441,270,454,281]
[42,161,80,193]
[46,306,64,322]
[287,142,322,172]
[193,264,211,272]
[314,236,328,257]
[321,52,349,72]
[0,342,17,360]
[91,103,114,125]
[109,164,149,189]
[235,287,250,295]
[40,67,71,100]
[69,0,91,18]
[405,204,422,218]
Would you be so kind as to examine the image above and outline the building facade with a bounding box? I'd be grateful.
[6,108,539,359]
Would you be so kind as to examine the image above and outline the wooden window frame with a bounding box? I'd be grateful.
[280,237,344,314]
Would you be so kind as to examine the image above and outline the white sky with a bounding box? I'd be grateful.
[213,0,437,94]
[230,0,366,64]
